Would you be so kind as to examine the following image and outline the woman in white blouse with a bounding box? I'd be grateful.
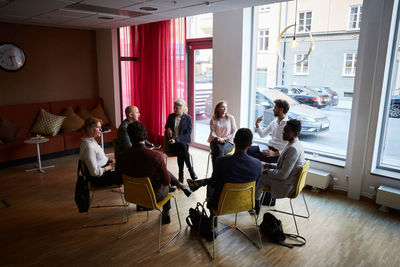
[79,117,121,187]
[208,101,237,167]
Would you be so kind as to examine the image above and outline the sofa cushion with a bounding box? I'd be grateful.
[90,104,110,126]
[0,116,19,142]
[31,108,66,136]
[61,106,84,133]
[76,106,92,121]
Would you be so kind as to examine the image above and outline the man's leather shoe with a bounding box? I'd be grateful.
[187,179,201,192]
[181,185,192,197]
[162,210,171,224]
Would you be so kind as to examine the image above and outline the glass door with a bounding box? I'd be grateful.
[187,38,213,147]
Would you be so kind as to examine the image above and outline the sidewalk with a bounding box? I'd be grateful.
[335,97,352,110]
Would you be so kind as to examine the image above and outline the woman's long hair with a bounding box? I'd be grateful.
[213,101,229,119]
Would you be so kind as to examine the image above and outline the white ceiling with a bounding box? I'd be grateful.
[0,0,283,30]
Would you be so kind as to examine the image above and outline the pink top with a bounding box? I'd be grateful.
[208,114,237,143]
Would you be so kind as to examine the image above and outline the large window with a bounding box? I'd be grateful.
[252,0,363,161]
[258,29,269,52]
[349,5,362,30]
[343,53,357,77]
[375,7,400,173]
[298,11,312,32]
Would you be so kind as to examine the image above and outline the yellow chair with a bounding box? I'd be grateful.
[79,160,128,228]
[118,175,182,252]
[260,160,310,235]
[205,146,235,177]
[200,181,262,260]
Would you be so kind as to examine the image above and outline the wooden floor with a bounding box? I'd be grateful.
[1,147,399,267]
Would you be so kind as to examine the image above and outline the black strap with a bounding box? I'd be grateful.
[279,233,306,248]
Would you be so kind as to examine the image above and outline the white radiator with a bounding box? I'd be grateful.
[306,169,331,190]
[376,185,400,211]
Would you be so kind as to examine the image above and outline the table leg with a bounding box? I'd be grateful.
[25,143,55,173]
[101,132,105,150]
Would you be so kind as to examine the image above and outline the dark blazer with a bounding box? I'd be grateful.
[165,113,192,144]
[115,144,170,193]
[207,152,262,210]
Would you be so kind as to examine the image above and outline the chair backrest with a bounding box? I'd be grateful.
[225,146,235,156]
[215,181,256,215]
[122,174,157,209]
[291,160,310,199]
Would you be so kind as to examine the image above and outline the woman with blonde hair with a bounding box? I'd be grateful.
[79,117,121,187]
[208,101,237,167]
[165,99,197,182]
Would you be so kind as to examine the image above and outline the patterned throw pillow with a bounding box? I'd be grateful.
[0,116,19,142]
[90,104,110,126]
[61,106,85,133]
[31,108,66,136]
[76,106,92,121]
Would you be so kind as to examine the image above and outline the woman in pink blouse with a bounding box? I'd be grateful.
[208,101,237,167]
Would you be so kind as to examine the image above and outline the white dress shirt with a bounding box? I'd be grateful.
[256,116,289,154]
[79,137,108,177]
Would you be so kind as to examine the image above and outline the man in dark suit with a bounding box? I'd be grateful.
[188,128,262,211]
[116,122,191,224]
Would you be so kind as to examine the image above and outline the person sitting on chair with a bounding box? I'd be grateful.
[254,119,306,215]
[187,128,262,212]
[115,105,155,156]
[116,121,192,224]
[208,101,237,168]
[247,99,290,163]
[79,117,122,187]
[165,99,197,182]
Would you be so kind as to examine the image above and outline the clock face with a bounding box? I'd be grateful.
[0,43,26,72]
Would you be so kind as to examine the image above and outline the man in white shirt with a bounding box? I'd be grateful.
[247,99,290,163]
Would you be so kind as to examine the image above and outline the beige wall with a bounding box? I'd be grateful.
[0,22,99,106]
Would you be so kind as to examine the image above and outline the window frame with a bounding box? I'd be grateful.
[342,53,357,77]
[348,5,363,30]
[293,54,309,75]
[258,28,269,52]
[297,11,312,33]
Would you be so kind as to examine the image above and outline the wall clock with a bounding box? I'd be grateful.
[0,42,26,72]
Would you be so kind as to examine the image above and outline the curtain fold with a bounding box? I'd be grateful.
[120,18,186,145]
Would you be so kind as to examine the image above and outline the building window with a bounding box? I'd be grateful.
[298,11,312,32]
[256,68,268,88]
[258,29,269,52]
[343,53,357,77]
[294,54,309,75]
[349,5,362,30]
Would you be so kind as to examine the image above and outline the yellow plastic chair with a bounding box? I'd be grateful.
[79,160,128,228]
[205,146,235,177]
[260,160,310,235]
[200,181,262,259]
[118,175,182,252]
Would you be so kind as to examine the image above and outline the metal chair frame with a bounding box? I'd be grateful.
[205,146,235,178]
[199,183,262,260]
[259,160,311,236]
[118,177,182,252]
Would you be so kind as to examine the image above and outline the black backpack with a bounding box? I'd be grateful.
[259,212,306,248]
[74,161,90,213]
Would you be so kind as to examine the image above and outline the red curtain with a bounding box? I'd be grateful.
[120,18,187,145]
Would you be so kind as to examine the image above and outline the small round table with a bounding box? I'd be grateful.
[24,138,55,173]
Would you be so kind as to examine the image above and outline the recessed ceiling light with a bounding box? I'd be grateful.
[98,16,113,20]
[139,7,158,11]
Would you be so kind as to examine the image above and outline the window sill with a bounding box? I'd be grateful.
[371,168,400,180]
[304,152,345,167]
[342,74,355,77]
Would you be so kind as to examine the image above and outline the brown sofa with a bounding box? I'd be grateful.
[0,98,117,164]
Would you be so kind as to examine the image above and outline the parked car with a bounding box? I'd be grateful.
[195,70,212,83]
[273,85,329,109]
[390,95,400,118]
[205,94,213,117]
[255,89,330,135]
[323,87,339,106]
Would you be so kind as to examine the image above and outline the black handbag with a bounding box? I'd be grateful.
[186,202,214,241]
[74,161,90,213]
